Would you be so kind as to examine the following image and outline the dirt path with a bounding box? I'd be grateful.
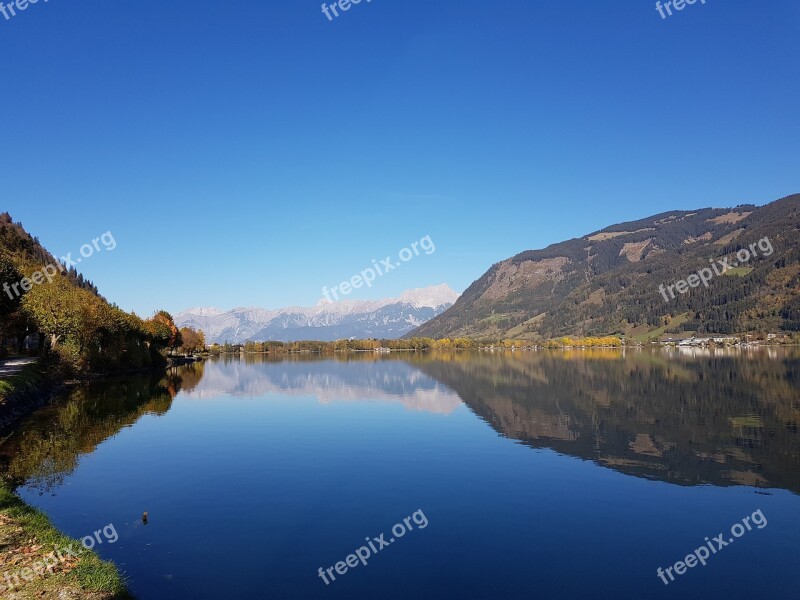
[0,358,37,380]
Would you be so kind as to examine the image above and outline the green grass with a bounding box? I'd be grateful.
[479,313,509,325]
[721,266,753,277]
[0,360,48,401]
[0,478,131,598]
[505,314,545,338]
[0,359,132,598]
[629,313,690,343]
[729,415,764,428]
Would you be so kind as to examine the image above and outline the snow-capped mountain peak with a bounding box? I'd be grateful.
[174,284,459,344]
[179,307,225,317]
[398,284,460,309]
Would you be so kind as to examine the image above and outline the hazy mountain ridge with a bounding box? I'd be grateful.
[409,194,800,340]
[176,284,459,343]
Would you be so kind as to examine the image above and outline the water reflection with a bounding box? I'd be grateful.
[0,369,187,491]
[411,348,800,492]
[2,349,799,496]
[182,355,463,415]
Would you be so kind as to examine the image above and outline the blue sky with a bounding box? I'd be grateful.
[1,0,798,316]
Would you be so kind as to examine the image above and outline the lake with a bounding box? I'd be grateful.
[2,349,799,599]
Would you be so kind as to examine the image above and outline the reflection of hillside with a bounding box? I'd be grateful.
[181,357,462,415]
[5,351,798,496]
[412,349,800,493]
[0,371,182,491]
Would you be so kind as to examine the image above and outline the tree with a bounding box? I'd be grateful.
[21,276,86,349]
[178,327,206,355]
[0,253,24,317]
[149,311,182,351]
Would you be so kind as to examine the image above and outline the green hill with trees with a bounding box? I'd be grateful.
[410,194,800,341]
[0,213,199,376]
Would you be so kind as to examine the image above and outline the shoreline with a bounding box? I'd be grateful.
[0,358,146,599]
[0,477,132,599]
[0,358,182,434]
[0,359,66,433]
[0,346,795,599]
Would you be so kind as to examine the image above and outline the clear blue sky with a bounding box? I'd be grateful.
[2,0,798,316]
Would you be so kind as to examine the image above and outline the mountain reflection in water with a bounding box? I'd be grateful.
[2,349,798,495]
[410,348,800,492]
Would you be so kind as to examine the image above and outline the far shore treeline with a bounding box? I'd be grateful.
[197,331,800,356]
[220,337,620,354]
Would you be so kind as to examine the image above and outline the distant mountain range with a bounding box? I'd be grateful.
[410,194,800,340]
[175,284,459,344]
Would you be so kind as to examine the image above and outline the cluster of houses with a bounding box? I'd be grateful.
[370,335,793,353]
[660,334,787,347]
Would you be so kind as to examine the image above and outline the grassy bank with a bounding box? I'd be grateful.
[0,478,131,599]
[0,360,50,401]
[0,361,132,598]
[0,359,64,432]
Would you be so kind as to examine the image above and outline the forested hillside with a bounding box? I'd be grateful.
[0,213,183,373]
[410,194,800,340]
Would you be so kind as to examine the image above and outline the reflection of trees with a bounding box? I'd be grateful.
[411,349,800,493]
[168,361,205,394]
[0,371,181,492]
[5,350,800,495]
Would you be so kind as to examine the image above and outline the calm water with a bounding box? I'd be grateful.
[2,350,799,599]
